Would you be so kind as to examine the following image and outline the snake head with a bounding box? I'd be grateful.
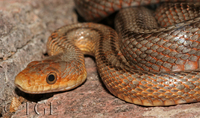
[15,60,87,94]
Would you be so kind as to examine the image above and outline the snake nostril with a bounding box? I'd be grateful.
[46,72,57,84]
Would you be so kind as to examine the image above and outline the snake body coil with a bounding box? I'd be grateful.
[15,0,200,106]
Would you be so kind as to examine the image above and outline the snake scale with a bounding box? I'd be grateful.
[15,0,200,106]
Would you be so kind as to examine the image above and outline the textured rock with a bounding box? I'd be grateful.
[2,0,200,118]
[0,0,76,117]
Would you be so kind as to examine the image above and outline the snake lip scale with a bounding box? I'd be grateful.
[15,0,200,106]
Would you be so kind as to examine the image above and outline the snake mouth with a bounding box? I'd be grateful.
[15,77,81,94]
[15,83,28,93]
[15,75,25,91]
[14,72,37,94]
[15,84,79,94]
[14,82,45,94]
[14,81,34,94]
[14,78,33,94]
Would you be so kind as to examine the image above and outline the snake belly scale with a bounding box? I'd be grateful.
[14,0,200,106]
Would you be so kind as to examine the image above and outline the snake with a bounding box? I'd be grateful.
[14,0,200,106]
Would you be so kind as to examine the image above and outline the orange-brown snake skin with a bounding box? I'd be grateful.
[15,0,200,106]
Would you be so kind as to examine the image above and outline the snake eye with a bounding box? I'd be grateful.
[46,72,57,84]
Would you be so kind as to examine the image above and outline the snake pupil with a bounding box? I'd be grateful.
[48,75,55,81]
[46,73,57,84]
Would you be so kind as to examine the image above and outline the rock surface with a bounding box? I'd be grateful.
[1,0,200,118]
[0,0,76,117]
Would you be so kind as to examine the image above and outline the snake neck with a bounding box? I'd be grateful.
[47,23,131,68]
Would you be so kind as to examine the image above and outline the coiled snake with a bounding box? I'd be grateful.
[15,0,200,106]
